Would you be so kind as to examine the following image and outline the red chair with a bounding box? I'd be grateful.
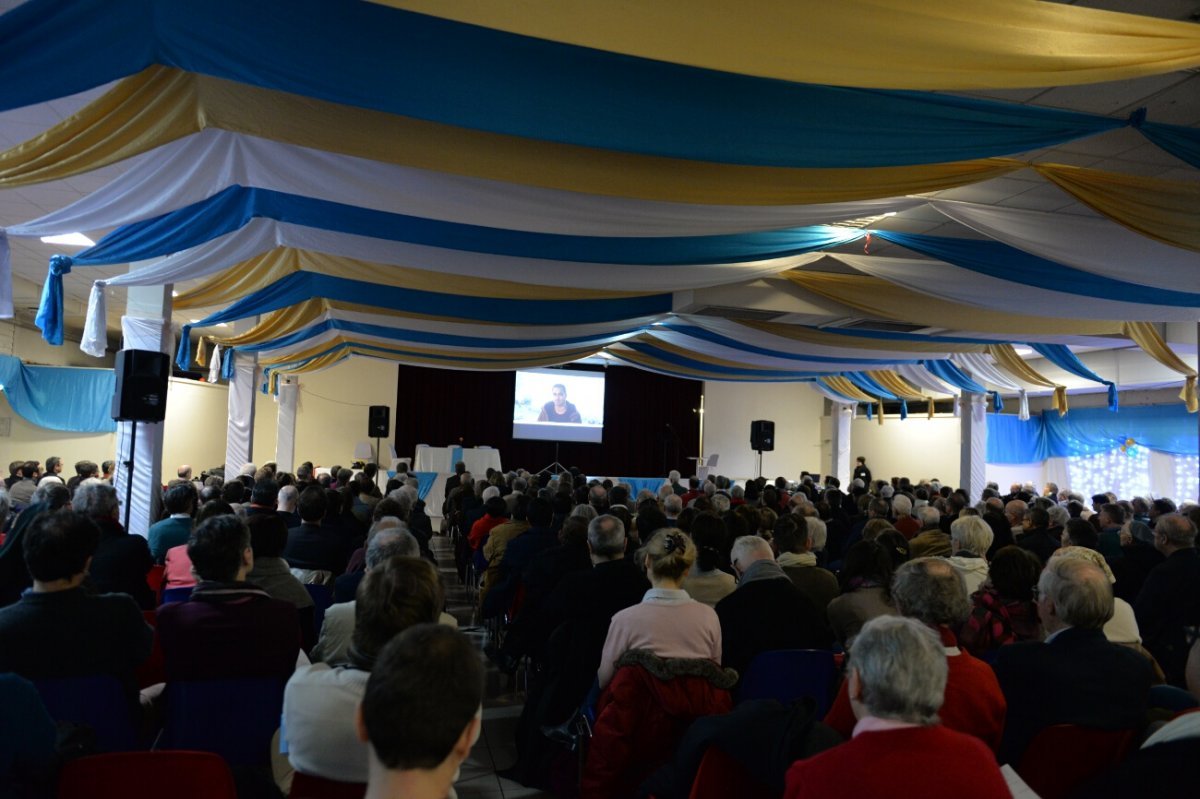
[289,771,367,799]
[1016,724,1136,799]
[145,564,166,596]
[57,751,236,799]
[687,746,776,799]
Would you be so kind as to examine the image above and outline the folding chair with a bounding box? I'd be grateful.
[1016,724,1136,799]
[736,649,837,716]
[58,751,236,799]
[34,675,138,752]
[159,677,287,766]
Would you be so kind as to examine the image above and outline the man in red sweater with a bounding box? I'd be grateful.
[786,616,1010,799]
[823,557,1006,753]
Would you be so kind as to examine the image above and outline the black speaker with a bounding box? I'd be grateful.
[368,405,390,438]
[111,349,171,422]
[750,419,775,451]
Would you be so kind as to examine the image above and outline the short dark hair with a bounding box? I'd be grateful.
[988,546,1043,601]
[251,479,280,507]
[483,496,507,518]
[362,624,484,770]
[196,499,235,526]
[773,514,807,554]
[46,457,61,473]
[164,482,197,515]
[221,480,245,505]
[635,507,668,539]
[527,497,552,527]
[1064,518,1099,549]
[24,511,100,581]
[20,461,39,478]
[1100,503,1125,525]
[351,557,443,669]
[187,515,250,582]
[298,486,328,522]
[246,513,289,559]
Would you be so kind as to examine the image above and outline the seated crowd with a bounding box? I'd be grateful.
[0,455,1198,798]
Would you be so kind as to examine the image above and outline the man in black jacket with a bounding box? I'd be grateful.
[716,535,831,679]
[1134,513,1200,687]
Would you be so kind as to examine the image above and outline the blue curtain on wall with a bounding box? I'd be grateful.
[0,355,116,433]
[987,404,1197,463]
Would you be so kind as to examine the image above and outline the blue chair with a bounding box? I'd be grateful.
[305,583,334,639]
[159,678,287,766]
[160,586,193,604]
[34,675,139,752]
[735,649,837,716]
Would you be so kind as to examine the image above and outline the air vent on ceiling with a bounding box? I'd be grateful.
[690,305,787,322]
[836,319,929,334]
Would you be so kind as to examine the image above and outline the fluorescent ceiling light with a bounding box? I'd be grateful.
[1012,345,1035,356]
[39,232,94,247]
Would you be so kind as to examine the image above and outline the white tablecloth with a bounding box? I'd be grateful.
[413,446,502,477]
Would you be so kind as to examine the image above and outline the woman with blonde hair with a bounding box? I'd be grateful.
[596,529,722,688]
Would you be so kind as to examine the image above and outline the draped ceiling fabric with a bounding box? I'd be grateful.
[0,0,1198,414]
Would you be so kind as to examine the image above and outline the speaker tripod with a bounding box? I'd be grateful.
[755,449,764,479]
[121,421,138,531]
[540,442,568,475]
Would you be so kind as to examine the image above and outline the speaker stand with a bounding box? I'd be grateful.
[755,448,764,480]
[122,421,138,531]
[540,442,568,476]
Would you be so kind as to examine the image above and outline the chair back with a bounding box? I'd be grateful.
[289,771,367,799]
[1016,724,1136,799]
[160,677,287,766]
[58,751,236,799]
[34,675,137,752]
[134,610,166,689]
[1149,683,1200,713]
[736,649,836,716]
[145,564,166,595]
[305,583,335,638]
[687,746,775,799]
[291,567,335,586]
[160,586,193,604]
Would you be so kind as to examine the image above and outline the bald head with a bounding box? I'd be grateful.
[1004,499,1027,525]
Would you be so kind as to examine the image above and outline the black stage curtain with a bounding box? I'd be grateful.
[394,364,701,477]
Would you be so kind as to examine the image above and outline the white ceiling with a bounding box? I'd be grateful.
[0,0,1198,355]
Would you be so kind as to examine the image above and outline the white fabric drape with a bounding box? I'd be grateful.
[112,317,173,537]
[830,402,854,486]
[225,352,258,477]
[828,253,1200,322]
[929,199,1200,293]
[0,232,11,318]
[207,343,222,383]
[275,377,298,473]
[960,393,989,501]
[9,129,926,239]
[643,326,925,371]
[953,353,1031,420]
[896,363,959,396]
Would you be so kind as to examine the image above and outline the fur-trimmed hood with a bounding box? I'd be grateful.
[614,648,739,689]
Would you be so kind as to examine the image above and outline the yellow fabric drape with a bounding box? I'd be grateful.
[784,271,1128,336]
[604,339,807,383]
[172,247,644,311]
[193,335,209,368]
[820,377,884,425]
[214,301,329,348]
[378,1,1200,90]
[0,67,1022,203]
[988,344,1068,415]
[1124,322,1199,412]
[865,370,936,418]
[1036,164,1200,253]
[741,320,988,354]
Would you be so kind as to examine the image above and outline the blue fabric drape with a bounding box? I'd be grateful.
[64,187,868,268]
[0,0,1129,167]
[987,405,1198,463]
[1141,121,1200,170]
[0,355,116,433]
[619,340,829,380]
[621,478,666,497]
[1031,343,1118,411]
[660,324,921,364]
[177,273,673,369]
[920,359,1002,411]
[841,371,907,419]
[875,231,1200,308]
[232,319,647,354]
[413,471,437,501]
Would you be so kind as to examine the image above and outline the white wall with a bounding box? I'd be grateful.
[701,381,824,481]
[293,356,399,470]
[848,414,961,486]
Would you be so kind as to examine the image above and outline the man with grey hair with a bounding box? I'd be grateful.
[891,494,920,539]
[995,557,1152,764]
[1135,512,1200,687]
[710,493,731,514]
[785,616,1010,798]
[824,557,1006,754]
[947,516,993,596]
[76,481,156,609]
[909,505,950,558]
[662,493,682,526]
[716,535,830,677]
[315,527,456,665]
[277,483,301,528]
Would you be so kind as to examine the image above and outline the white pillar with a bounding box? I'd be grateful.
[960,392,988,502]
[829,401,854,487]
[275,376,298,473]
[113,284,172,537]
[223,318,259,476]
